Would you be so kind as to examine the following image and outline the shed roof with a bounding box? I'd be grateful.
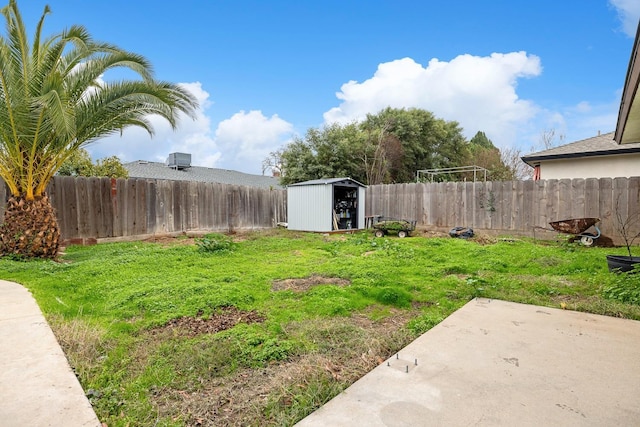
[521,132,640,166]
[287,177,366,187]
[124,161,282,189]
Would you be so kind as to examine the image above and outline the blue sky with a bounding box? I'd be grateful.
[15,0,640,174]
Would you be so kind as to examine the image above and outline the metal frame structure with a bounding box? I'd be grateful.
[416,165,489,182]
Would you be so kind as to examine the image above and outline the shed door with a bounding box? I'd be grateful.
[333,185,359,230]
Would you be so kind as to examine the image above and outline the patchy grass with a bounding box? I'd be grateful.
[1,229,639,426]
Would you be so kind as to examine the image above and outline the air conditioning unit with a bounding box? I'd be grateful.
[167,152,191,170]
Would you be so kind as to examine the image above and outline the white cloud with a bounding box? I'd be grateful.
[323,53,542,149]
[87,82,294,175]
[214,110,294,171]
[574,101,592,114]
[610,0,640,37]
[87,81,222,167]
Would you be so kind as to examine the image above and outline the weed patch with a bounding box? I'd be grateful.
[195,233,235,254]
[603,272,640,305]
[49,314,109,382]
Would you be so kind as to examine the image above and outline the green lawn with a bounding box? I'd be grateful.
[1,229,639,426]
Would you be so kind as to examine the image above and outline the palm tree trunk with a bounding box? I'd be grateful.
[0,195,60,259]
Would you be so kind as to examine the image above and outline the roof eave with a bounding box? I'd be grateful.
[614,20,640,144]
[521,146,640,165]
[288,177,367,188]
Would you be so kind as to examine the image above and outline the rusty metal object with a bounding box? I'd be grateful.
[549,218,600,235]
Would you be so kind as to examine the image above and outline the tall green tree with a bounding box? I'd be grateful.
[466,131,516,181]
[280,122,364,185]
[359,119,403,185]
[57,148,94,177]
[362,107,468,182]
[277,108,469,185]
[93,156,129,178]
[469,131,493,149]
[0,0,197,258]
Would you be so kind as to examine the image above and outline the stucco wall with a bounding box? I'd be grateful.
[540,153,640,180]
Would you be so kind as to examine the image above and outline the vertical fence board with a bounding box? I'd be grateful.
[63,176,79,238]
[135,179,146,235]
[626,177,640,245]
[196,182,207,229]
[100,178,113,237]
[146,180,157,233]
[163,181,172,232]
[487,181,499,229]
[424,184,431,225]
[112,179,125,237]
[521,180,535,232]
[501,181,512,230]
[172,181,182,232]
[509,180,521,230]
[472,182,482,229]
[572,179,586,219]
[124,179,137,236]
[545,179,556,227]
[585,178,600,218]
[87,177,101,238]
[453,182,463,226]
[558,179,572,220]
[613,177,630,240]
[415,183,425,224]
[462,182,473,227]
[75,177,91,238]
[433,183,443,227]
[598,178,614,236]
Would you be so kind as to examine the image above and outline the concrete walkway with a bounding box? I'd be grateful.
[297,298,640,426]
[0,280,101,427]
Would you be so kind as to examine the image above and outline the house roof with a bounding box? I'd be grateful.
[615,21,640,144]
[521,132,640,166]
[124,161,282,189]
[287,177,366,187]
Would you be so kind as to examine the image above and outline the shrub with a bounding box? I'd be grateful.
[195,233,235,254]
[603,268,640,305]
[373,286,412,308]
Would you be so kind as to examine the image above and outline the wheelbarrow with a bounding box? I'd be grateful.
[548,217,601,246]
[372,218,416,238]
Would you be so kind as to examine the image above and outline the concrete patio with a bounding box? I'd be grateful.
[297,298,640,426]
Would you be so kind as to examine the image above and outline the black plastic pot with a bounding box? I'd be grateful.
[606,255,640,273]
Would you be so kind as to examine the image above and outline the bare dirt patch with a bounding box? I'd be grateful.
[151,306,265,338]
[151,312,416,426]
[143,234,198,247]
[271,275,351,292]
[418,229,450,239]
[471,234,498,245]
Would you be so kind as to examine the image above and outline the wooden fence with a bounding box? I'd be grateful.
[2,176,639,243]
[1,176,287,242]
[365,177,640,241]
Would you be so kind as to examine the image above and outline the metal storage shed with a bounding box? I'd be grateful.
[287,178,366,232]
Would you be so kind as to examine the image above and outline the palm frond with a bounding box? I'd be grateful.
[0,0,198,199]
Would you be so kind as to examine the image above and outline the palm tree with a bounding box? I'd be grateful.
[0,0,197,258]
